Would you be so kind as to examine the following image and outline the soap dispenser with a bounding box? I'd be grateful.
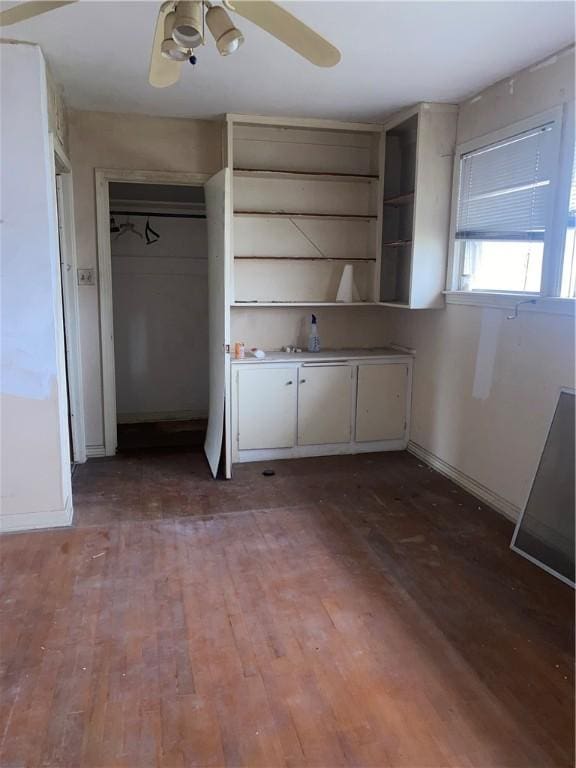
[308,314,320,353]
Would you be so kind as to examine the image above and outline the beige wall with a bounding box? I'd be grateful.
[382,46,575,519]
[383,305,574,517]
[231,306,391,352]
[68,110,222,450]
[456,45,574,143]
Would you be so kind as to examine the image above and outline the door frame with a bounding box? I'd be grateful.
[53,135,87,464]
[95,168,211,456]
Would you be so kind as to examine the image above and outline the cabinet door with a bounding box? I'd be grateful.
[298,365,353,445]
[238,368,296,450]
[355,364,407,442]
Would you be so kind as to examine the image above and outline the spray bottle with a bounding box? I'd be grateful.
[308,314,320,353]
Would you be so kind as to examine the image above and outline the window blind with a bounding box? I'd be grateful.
[568,150,576,227]
[456,123,555,241]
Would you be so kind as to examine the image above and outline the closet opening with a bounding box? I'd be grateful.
[108,181,208,453]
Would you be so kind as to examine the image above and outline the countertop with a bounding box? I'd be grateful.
[231,347,414,364]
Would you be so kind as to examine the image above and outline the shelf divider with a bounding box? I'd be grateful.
[382,239,413,247]
[382,191,415,206]
[234,168,379,183]
[234,211,377,221]
[234,256,376,262]
[231,301,383,308]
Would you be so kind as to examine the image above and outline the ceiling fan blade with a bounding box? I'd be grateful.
[149,1,182,88]
[228,0,340,67]
[0,0,76,26]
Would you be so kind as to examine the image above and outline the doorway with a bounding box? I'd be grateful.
[96,168,231,478]
[107,181,208,453]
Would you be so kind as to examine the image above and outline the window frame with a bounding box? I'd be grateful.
[446,106,568,302]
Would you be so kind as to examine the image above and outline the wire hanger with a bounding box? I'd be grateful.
[114,216,143,241]
[145,217,160,245]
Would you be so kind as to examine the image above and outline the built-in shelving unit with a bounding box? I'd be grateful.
[227,114,383,306]
[380,113,418,306]
[218,110,458,477]
[379,103,458,308]
[226,107,457,311]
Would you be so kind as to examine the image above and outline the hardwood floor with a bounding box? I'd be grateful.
[116,419,207,453]
[1,451,573,767]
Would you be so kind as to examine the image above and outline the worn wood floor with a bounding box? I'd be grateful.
[1,451,573,767]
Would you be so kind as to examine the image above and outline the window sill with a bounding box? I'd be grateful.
[444,291,576,317]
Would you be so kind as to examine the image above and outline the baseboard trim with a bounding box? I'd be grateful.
[0,495,73,533]
[407,440,520,522]
[234,439,408,464]
[86,445,106,458]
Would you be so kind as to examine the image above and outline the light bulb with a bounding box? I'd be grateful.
[172,0,204,47]
[206,5,244,56]
[161,39,191,61]
[161,11,190,61]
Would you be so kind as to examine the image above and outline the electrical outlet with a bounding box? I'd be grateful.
[77,268,95,286]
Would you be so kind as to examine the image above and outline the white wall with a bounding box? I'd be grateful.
[383,47,575,519]
[111,215,208,421]
[0,43,71,531]
[68,110,222,452]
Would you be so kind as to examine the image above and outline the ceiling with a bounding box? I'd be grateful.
[2,1,574,121]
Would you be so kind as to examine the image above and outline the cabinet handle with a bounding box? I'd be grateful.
[286,380,293,385]
[300,379,306,383]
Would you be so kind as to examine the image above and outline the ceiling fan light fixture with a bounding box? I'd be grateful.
[206,5,244,55]
[172,0,204,48]
[160,10,190,60]
[161,39,191,61]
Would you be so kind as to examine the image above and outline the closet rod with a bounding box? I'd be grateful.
[110,210,206,220]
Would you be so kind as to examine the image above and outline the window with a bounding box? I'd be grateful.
[454,119,558,294]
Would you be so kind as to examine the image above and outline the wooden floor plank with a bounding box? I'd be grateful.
[0,450,573,767]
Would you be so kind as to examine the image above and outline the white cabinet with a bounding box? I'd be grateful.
[237,367,296,450]
[356,363,408,442]
[297,365,353,445]
[232,354,412,463]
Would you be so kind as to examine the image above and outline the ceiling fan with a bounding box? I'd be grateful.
[0,0,341,88]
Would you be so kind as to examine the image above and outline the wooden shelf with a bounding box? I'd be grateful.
[231,302,382,308]
[234,168,379,183]
[382,191,414,206]
[234,212,377,221]
[234,256,376,262]
[382,239,413,247]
